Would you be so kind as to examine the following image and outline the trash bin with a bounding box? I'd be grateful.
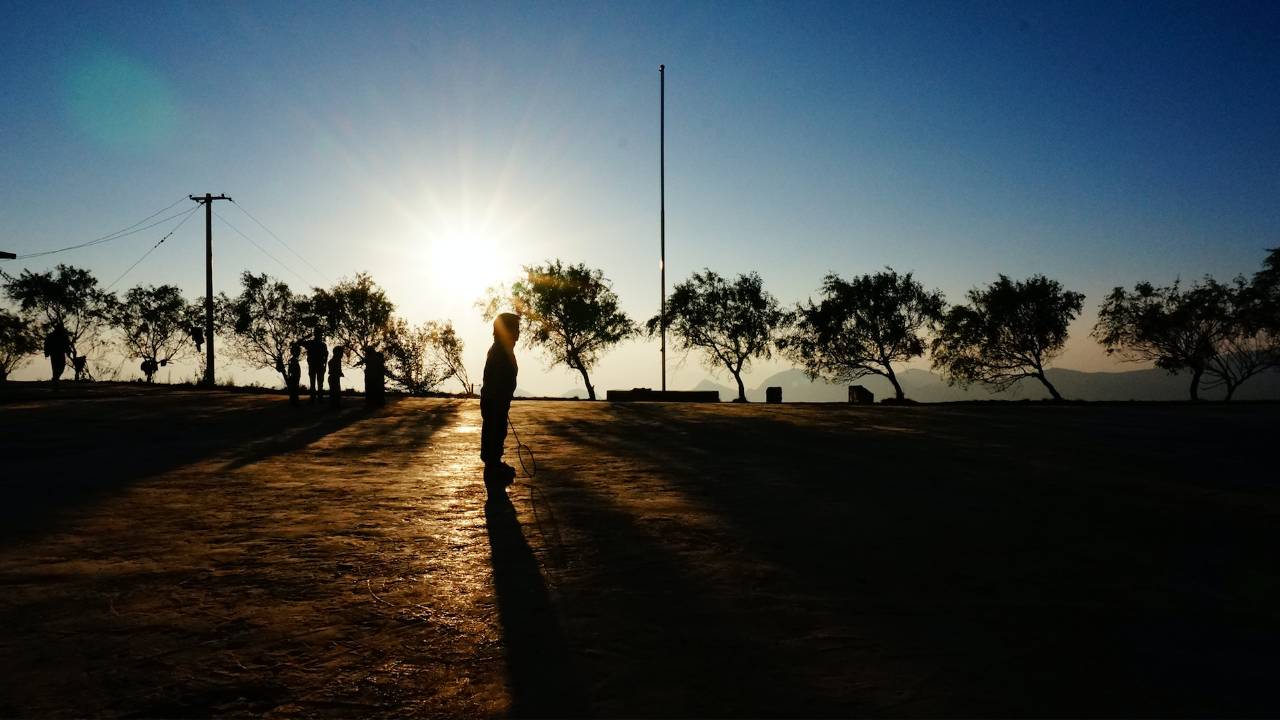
[766,386,782,404]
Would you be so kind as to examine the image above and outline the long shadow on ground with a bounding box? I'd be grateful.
[528,463,837,717]
[0,399,467,718]
[539,402,1280,716]
[0,387,373,543]
[485,495,588,718]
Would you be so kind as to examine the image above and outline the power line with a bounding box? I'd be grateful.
[104,206,201,291]
[230,199,329,283]
[16,197,191,260]
[212,208,310,286]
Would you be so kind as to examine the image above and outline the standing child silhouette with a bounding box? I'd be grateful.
[481,313,520,499]
[286,341,303,407]
[328,346,345,409]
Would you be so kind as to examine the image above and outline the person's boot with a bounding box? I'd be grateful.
[483,464,506,496]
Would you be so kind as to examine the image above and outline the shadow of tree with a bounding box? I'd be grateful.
[536,402,1280,716]
[510,466,835,716]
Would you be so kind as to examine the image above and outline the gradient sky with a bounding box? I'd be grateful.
[3,1,1278,393]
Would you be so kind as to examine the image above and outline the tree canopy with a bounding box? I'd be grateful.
[115,284,201,373]
[217,271,310,385]
[931,275,1084,400]
[3,264,117,375]
[1093,278,1234,400]
[423,320,473,394]
[384,318,472,395]
[481,260,635,400]
[0,308,40,382]
[646,270,787,402]
[781,269,944,400]
[310,272,396,367]
[384,318,447,395]
[1201,276,1277,400]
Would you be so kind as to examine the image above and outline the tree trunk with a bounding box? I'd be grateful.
[1189,366,1203,401]
[1224,380,1237,402]
[884,365,905,400]
[577,364,596,400]
[1036,371,1063,401]
[732,371,747,402]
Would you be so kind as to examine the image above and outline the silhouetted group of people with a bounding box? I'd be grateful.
[281,331,386,410]
[284,332,346,408]
[42,313,521,503]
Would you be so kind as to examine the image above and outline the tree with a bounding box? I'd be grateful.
[384,318,447,395]
[217,271,310,386]
[424,320,474,394]
[1254,247,1280,292]
[481,260,636,400]
[645,270,788,402]
[1251,247,1280,361]
[1202,276,1278,400]
[114,284,202,382]
[1093,278,1233,401]
[3,264,117,378]
[310,272,396,368]
[0,308,40,382]
[780,269,945,400]
[931,275,1084,401]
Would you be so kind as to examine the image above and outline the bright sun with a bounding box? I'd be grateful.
[424,231,507,298]
[389,179,538,307]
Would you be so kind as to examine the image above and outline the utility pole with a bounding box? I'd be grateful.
[189,193,232,387]
[659,64,667,392]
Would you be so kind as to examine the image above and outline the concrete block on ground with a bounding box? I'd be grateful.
[848,385,874,404]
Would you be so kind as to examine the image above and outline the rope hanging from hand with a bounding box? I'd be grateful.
[508,417,536,479]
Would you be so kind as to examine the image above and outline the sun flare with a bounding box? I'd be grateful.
[425,231,506,298]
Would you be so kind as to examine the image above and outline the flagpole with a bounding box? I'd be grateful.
[660,64,667,392]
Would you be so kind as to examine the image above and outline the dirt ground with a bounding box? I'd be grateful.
[1,383,1277,717]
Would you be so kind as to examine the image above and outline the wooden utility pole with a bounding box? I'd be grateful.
[189,193,232,386]
[659,64,667,392]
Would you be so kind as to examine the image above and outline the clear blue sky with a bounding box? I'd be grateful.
[3,1,1278,391]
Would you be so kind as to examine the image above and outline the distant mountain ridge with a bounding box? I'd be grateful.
[688,367,1280,403]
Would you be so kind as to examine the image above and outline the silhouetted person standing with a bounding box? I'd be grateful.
[481,313,520,497]
[363,345,385,407]
[306,332,328,405]
[328,346,344,409]
[43,324,71,383]
[286,341,303,407]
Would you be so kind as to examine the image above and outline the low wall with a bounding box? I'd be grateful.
[606,388,720,402]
